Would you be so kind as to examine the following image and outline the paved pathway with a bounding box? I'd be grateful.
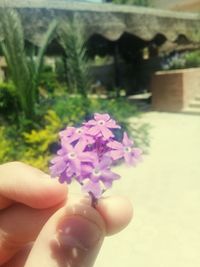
[94,112,200,267]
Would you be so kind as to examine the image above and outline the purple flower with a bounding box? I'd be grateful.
[82,181,102,199]
[60,126,94,145]
[59,127,75,139]
[84,113,120,140]
[82,157,120,198]
[49,113,143,201]
[50,140,95,181]
[107,132,142,165]
[49,156,73,184]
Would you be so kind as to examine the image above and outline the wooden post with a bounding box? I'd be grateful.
[114,44,120,97]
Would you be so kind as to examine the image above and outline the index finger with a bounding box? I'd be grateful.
[0,162,67,209]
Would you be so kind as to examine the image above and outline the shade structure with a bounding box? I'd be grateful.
[0,0,200,53]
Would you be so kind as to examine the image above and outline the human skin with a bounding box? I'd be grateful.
[0,162,133,267]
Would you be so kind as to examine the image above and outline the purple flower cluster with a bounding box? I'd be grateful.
[50,113,142,199]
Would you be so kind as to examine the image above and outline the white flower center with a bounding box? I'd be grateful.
[98,120,105,126]
[76,128,83,134]
[93,168,101,177]
[124,146,132,153]
[68,152,77,159]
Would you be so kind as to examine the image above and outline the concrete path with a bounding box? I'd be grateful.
[94,112,200,267]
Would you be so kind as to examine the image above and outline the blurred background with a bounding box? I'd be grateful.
[0,0,200,266]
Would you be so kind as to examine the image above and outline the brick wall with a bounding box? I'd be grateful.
[183,68,200,107]
[151,68,200,112]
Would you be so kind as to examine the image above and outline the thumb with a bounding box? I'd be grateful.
[25,197,105,267]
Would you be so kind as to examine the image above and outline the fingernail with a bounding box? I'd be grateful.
[57,216,102,251]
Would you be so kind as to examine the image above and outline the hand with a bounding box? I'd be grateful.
[0,162,133,267]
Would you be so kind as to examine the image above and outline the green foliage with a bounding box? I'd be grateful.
[55,57,66,83]
[184,50,200,68]
[0,8,57,120]
[0,82,18,118]
[0,127,13,162]
[162,51,200,70]
[0,110,61,170]
[0,8,34,119]
[0,93,149,170]
[58,18,92,97]
[39,66,60,94]
[52,95,88,123]
[89,97,149,149]
[162,53,186,70]
[112,0,152,6]
[21,110,62,170]
[89,97,138,129]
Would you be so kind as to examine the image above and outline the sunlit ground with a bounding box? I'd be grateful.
[71,111,200,267]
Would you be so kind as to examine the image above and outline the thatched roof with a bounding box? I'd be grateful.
[0,0,200,53]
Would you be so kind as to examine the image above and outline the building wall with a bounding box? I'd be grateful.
[152,0,200,12]
[151,68,200,112]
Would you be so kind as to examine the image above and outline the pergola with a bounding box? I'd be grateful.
[0,1,200,53]
[0,1,200,92]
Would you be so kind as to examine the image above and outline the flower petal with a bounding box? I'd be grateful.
[59,127,75,138]
[94,113,110,122]
[84,119,97,126]
[79,152,97,162]
[50,156,63,164]
[50,160,67,177]
[132,148,143,158]
[82,181,102,199]
[107,140,123,150]
[57,148,65,156]
[102,170,120,181]
[108,150,124,160]
[75,140,87,153]
[84,135,95,145]
[61,141,74,152]
[100,127,114,139]
[59,170,72,184]
[87,126,100,136]
[106,119,121,129]
[99,156,112,169]
[70,159,81,175]
[123,132,133,146]
[101,170,120,188]
[66,167,74,178]
[124,153,136,165]
[81,164,93,178]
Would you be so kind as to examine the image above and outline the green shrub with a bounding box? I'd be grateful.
[52,95,88,123]
[0,82,18,118]
[89,97,138,129]
[55,57,67,83]
[162,53,186,70]
[0,126,13,162]
[88,97,150,149]
[0,94,149,170]
[39,66,60,94]
[0,109,62,170]
[162,50,200,70]
[185,50,200,68]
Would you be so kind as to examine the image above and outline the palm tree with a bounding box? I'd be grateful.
[0,8,57,120]
[58,18,91,98]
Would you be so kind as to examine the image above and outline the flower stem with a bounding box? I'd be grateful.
[89,192,98,208]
